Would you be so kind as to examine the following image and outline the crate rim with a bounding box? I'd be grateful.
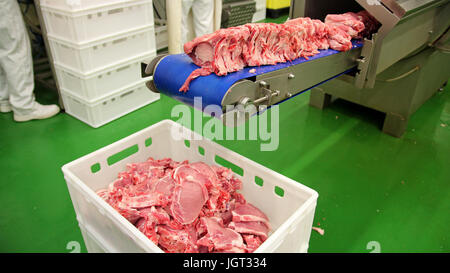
[60,78,152,105]
[61,119,319,253]
[47,24,155,48]
[41,0,153,17]
[53,50,156,78]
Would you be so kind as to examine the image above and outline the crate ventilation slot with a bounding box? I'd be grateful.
[107,144,138,166]
[90,163,101,173]
[215,155,244,176]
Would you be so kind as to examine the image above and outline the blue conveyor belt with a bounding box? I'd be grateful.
[153,41,363,111]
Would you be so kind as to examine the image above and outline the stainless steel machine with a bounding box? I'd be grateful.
[293,0,450,137]
[144,0,450,137]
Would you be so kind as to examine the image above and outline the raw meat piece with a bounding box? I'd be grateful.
[232,203,270,226]
[196,217,245,252]
[96,189,109,202]
[214,166,242,192]
[180,11,380,91]
[242,23,284,66]
[325,24,353,51]
[166,217,185,230]
[356,10,381,38]
[108,175,132,193]
[312,226,325,236]
[228,221,270,241]
[325,11,380,42]
[190,162,223,212]
[325,12,365,38]
[181,26,252,93]
[136,217,159,244]
[170,180,208,225]
[96,157,271,253]
[112,205,141,224]
[231,192,246,205]
[120,191,167,209]
[153,175,175,198]
[219,209,233,226]
[190,162,220,183]
[243,234,263,252]
[173,165,210,190]
[179,67,215,92]
[139,206,171,225]
[158,225,198,253]
[171,166,209,224]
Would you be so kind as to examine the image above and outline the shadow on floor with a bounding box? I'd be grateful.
[327,98,386,131]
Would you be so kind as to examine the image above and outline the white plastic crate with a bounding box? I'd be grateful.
[41,0,154,44]
[255,0,266,11]
[61,120,319,253]
[252,8,267,22]
[61,80,159,128]
[78,222,107,253]
[48,25,156,74]
[252,0,266,22]
[54,53,155,101]
[154,25,168,50]
[40,0,132,11]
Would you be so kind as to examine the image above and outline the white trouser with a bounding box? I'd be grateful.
[181,0,214,45]
[0,0,35,115]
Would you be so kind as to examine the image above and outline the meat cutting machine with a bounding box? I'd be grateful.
[143,0,450,136]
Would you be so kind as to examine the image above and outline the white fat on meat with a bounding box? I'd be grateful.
[231,202,270,228]
[194,42,214,64]
[228,221,270,241]
[197,217,245,252]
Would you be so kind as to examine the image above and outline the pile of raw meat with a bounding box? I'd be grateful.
[96,157,270,253]
[180,11,379,92]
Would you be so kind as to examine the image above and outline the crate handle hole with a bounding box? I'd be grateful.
[255,176,264,187]
[113,37,127,44]
[215,155,244,176]
[90,163,101,173]
[108,8,124,15]
[116,65,130,72]
[198,146,205,156]
[274,186,285,197]
[107,144,139,166]
[145,137,152,147]
[120,91,134,98]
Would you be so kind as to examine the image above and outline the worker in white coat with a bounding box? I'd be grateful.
[0,0,59,122]
[181,0,215,45]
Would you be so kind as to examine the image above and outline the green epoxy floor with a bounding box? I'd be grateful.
[1,79,449,253]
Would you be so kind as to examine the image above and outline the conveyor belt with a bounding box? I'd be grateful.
[152,40,364,112]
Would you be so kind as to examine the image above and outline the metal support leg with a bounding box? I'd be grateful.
[309,88,332,110]
[382,112,409,138]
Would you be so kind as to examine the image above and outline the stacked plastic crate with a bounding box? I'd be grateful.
[252,0,267,22]
[40,0,159,128]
